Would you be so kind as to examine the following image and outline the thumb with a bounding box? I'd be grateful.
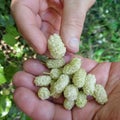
[61,0,95,53]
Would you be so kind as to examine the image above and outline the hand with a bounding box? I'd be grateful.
[13,54,120,120]
[11,0,95,54]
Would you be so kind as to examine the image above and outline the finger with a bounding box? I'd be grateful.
[41,8,61,32]
[14,87,72,120]
[14,87,55,120]
[23,59,49,76]
[73,101,100,120]
[73,54,111,88]
[47,0,63,15]
[11,0,47,54]
[68,53,98,72]
[41,21,59,39]
[105,62,120,95]
[13,71,37,92]
[22,55,97,105]
[89,62,111,87]
[23,54,97,76]
[50,94,64,105]
[61,0,95,53]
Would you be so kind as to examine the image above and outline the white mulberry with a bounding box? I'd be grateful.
[64,99,74,110]
[73,68,87,88]
[48,34,66,59]
[53,74,70,94]
[50,81,61,98]
[38,87,50,100]
[34,75,51,86]
[63,58,81,75]
[46,58,65,69]
[50,68,62,80]
[64,84,78,101]
[94,84,108,104]
[83,74,96,95]
[76,91,87,108]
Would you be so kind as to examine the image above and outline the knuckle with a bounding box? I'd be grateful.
[63,17,85,33]
[10,0,17,11]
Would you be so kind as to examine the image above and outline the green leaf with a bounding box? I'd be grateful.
[0,64,4,74]
[5,103,22,119]
[0,51,5,65]
[0,65,6,85]
[0,96,11,118]
[11,43,24,58]
[0,73,6,85]
[108,19,118,31]
[3,26,20,46]
[20,113,32,120]
[0,0,5,10]
[94,49,104,56]
[4,63,20,82]
[0,96,6,116]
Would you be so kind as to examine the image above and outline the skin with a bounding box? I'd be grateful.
[11,0,95,54]
[13,54,120,120]
[11,0,120,119]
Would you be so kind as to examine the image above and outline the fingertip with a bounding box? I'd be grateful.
[35,45,47,55]
[13,71,22,86]
[33,35,47,55]
[61,0,87,53]
[66,37,80,53]
[13,87,25,106]
[13,71,37,92]
[24,28,47,55]
[13,71,29,87]
[13,87,37,117]
[23,59,48,75]
[14,87,55,120]
[61,25,81,53]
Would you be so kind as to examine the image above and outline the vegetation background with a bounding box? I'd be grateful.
[0,0,120,119]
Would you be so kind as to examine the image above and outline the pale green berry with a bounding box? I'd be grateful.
[48,34,66,59]
[50,68,62,80]
[50,88,61,98]
[76,91,87,108]
[94,84,108,105]
[64,84,78,101]
[53,74,70,94]
[46,58,65,69]
[34,75,51,86]
[50,81,61,98]
[73,68,87,88]
[50,79,56,86]
[63,58,81,75]
[38,87,50,100]
[51,91,61,99]
[83,74,96,95]
[64,99,74,110]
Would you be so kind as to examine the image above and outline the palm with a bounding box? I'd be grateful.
[13,55,120,120]
[72,62,120,120]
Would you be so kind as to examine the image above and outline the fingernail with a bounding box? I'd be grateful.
[69,38,80,52]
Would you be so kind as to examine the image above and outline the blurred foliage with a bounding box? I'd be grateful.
[79,0,120,62]
[0,0,120,119]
